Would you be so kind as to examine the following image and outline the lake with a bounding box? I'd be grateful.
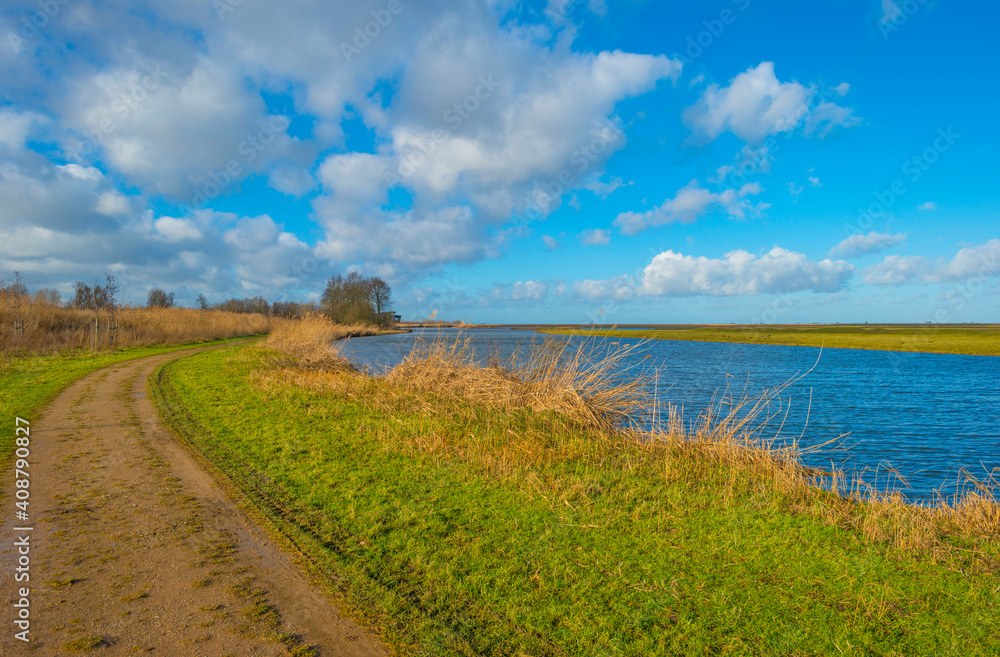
[337,327,1000,503]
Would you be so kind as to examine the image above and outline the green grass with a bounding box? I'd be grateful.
[538,324,1000,357]
[0,337,263,461]
[151,343,1000,656]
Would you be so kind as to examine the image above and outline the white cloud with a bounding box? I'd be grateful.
[512,280,548,300]
[639,247,854,296]
[862,239,1000,286]
[936,239,1000,282]
[0,110,46,151]
[155,216,203,243]
[710,144,774,184]
[574,275,636,301]
[614,180,764,236]
[683,62,858,144]
[57,163,104,182]
[269,165,317,197]
[581,228,610,246]
[808,176,821,187]
[95,191,133,216]
[829,232,907,258]
[862,255,929,285]
[385,48,681,217]
[63,57,301,199]
[918,201,937,212]
[542,235,561,251]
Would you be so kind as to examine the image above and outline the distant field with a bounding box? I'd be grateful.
[538,324,1000,357]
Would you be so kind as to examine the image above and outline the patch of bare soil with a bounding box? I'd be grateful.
[1,346,388,656]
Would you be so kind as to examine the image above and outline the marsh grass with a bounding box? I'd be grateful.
[264,315,380,370]
[385,333,653,431]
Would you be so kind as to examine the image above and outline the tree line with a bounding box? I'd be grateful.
[5,271,395,325]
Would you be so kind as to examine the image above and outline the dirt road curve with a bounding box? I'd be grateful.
[1,345,388,656]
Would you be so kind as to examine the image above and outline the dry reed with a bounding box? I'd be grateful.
[385,333,653,431]
[264,315,381,370]
[0,291,271,353]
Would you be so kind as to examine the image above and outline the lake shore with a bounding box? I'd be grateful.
[147,320,1000,655]
[536,323,1000,357]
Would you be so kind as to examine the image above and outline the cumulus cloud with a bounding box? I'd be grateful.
[862,255,929,285]
[581,228,610,246]
[918,201,937,212]
[862,239,1000,286]
[542,235,561,251]
[0,0,687,299]
[639,247,854,296]
[935,239,1000,282]
[574,276,637,301]
[614,180,764,236]
[683,62,858,144]
[0,110,46,150]
[829,232,907,258]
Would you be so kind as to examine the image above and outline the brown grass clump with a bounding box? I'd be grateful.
[265,315,381,370]
[0,291,271,353]
[385,334,652,431]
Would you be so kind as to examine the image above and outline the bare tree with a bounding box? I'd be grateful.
[370,277,392,322]
[33,288,61,305]
[320,273,392,324]
[147,288,175,308]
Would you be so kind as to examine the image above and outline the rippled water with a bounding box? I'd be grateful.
[337,328,1000,503]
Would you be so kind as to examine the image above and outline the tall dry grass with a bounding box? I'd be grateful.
[0,292,271,353]
[386,334,652,431]
[259,327,1000,563]
[265,315,381,369]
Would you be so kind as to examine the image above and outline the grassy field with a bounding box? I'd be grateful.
[0,337,268,463]
[537,324,1000,357]
[150,337,1000,656]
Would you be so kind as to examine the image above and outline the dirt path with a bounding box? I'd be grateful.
[1,345,389,656]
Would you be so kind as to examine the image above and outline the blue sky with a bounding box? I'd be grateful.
[1,0,998,323]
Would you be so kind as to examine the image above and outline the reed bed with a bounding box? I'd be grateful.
[385,334,652,431]
[0,294,272,353]
[264,315,383,370]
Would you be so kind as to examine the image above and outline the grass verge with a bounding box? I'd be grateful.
[151,341,1000,656]
[538,325,1000,357]
[0,336,263,462]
